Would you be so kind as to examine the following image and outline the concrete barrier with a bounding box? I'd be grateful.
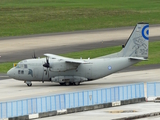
[146,97,157,102]
[74,107,84,112]
[39,111,57,118]
[9,115,29,120]
[57,109,67,115]
[104,103,112,108]
[121,97,145,106]
[84,105,94,111]
[29,114,38,119]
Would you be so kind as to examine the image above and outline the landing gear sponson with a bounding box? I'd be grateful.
[52,76,87,86]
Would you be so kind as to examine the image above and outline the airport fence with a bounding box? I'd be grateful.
[147,82,160,97]
[0,83,144,119]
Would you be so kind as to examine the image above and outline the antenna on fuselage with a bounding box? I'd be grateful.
[32,51,37,59]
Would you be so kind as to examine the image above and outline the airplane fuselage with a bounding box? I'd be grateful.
[8,57,137,83]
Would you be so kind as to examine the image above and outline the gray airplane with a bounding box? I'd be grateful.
[7,22,149,86]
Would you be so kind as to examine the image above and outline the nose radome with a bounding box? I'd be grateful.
[7,68,14,78]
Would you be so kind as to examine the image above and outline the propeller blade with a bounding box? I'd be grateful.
[45,70,47,75]
[43,57,50,68]
[48,68,49,78]
[46,58,49,64]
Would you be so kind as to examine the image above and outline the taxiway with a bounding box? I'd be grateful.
[38,102,160,120]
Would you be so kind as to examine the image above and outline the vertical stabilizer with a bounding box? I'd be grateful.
[122,23,149,59]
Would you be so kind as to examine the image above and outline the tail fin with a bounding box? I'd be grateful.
[122,22,149,59]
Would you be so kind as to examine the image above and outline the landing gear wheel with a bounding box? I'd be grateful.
[74,82,80,85]
[27,83,32,87]
[65,82,70,86]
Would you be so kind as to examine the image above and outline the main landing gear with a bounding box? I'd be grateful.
[74,82,80,85]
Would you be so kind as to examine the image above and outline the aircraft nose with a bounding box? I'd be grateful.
[7,68,15,78]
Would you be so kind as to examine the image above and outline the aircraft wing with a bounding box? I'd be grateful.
[44,54,90,64]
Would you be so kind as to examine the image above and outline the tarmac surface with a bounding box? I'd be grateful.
[38,102,160,120]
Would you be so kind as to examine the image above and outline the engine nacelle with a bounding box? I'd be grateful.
[50,61,78,72]
[51,76,88,83]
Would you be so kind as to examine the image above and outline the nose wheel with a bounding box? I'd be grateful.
[27,83,32,87]
[25,81,32,87]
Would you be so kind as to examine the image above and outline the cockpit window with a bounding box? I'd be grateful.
[16,64,23,68]
[16,64,28,69]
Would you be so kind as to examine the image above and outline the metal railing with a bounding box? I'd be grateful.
[0,83,144,119]
[147,82,160,97]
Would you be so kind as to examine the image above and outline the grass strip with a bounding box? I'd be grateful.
[0,0,160,37]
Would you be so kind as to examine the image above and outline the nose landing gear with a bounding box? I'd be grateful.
[27,83,32,87]
[25,81,32,87]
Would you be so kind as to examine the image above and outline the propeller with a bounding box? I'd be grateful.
[32,51,37,59]
[43,57,50,78]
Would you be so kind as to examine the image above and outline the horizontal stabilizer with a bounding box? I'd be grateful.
[129,57,148,61]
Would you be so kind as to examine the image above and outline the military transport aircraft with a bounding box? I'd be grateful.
[7,23,149,86]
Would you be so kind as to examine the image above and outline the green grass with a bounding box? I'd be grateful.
[0,0,160,37]
[0,41,160,73]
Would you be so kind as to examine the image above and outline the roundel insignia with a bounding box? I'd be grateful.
[142,25,149,40]
[108,66,112,70]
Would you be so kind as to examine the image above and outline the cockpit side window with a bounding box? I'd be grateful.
[16,64,24,68]
[18,70,20,74]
